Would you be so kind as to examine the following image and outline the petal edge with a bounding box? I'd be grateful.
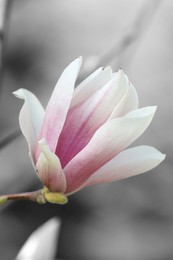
[13,88,44,165]
[38,57,82,154]
[83,145,166,188]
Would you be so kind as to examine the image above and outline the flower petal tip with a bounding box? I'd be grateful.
[12,88,24,98]
[118,68,124,74]
[38,138,47,146]
[159,152,166,162]
[117,69,128,81]
[141,106,157,118]
[148,147,166,169]
[143,145,166,165]
[38,139,52,160]
[75,55,82,61]
[150,105,157,113]
[148,106,157,119]
[74,56,82,67]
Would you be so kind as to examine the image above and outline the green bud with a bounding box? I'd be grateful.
[0,196,7,205]
[36,194,46,204]
[45,192,68,205]
[42,186,50,196]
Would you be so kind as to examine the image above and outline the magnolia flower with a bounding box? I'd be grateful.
[0,57,165,205]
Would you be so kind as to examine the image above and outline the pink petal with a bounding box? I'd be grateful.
[38,57,82,156]
[71,66,113,107]
[82,145,166,188]
[64,106,157,194]
[56,70,129,167]
[13,88,44,165]
[36,139,66,193]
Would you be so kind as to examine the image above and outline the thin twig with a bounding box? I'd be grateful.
[0,189,45,205]
[0,0,11,92]
[82,0,163,76]
[5,190,40,201]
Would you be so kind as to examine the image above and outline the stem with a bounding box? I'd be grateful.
[0,187,68,205]
[7,191,40,201]
[0,189,43,203]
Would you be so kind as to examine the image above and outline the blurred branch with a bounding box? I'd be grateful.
[0,129,21,149]
[82,0,163,75]
[0,0,11,90]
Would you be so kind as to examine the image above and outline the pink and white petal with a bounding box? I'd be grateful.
[56,70,129,167]
[38,57,82,155]
[71,66,113,107]
[64,106,156,194]
[13,88,44,165]
[82,145,166,188]
[36,139,66,193]
[108,83,139,119]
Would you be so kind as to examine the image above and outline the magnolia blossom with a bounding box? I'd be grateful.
[1,57,165,205]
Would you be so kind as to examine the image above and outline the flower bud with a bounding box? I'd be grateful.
[44,192,68,205]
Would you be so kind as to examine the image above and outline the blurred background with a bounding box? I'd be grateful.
[0,0,172,259]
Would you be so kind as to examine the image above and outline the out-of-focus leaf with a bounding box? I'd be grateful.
[15,218,61,260]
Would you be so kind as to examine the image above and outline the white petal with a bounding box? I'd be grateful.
[83,145,166,187]
[109,83,139,119]
[16,218,60,260]
[13,88,44,165]
[71,66,113,107]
